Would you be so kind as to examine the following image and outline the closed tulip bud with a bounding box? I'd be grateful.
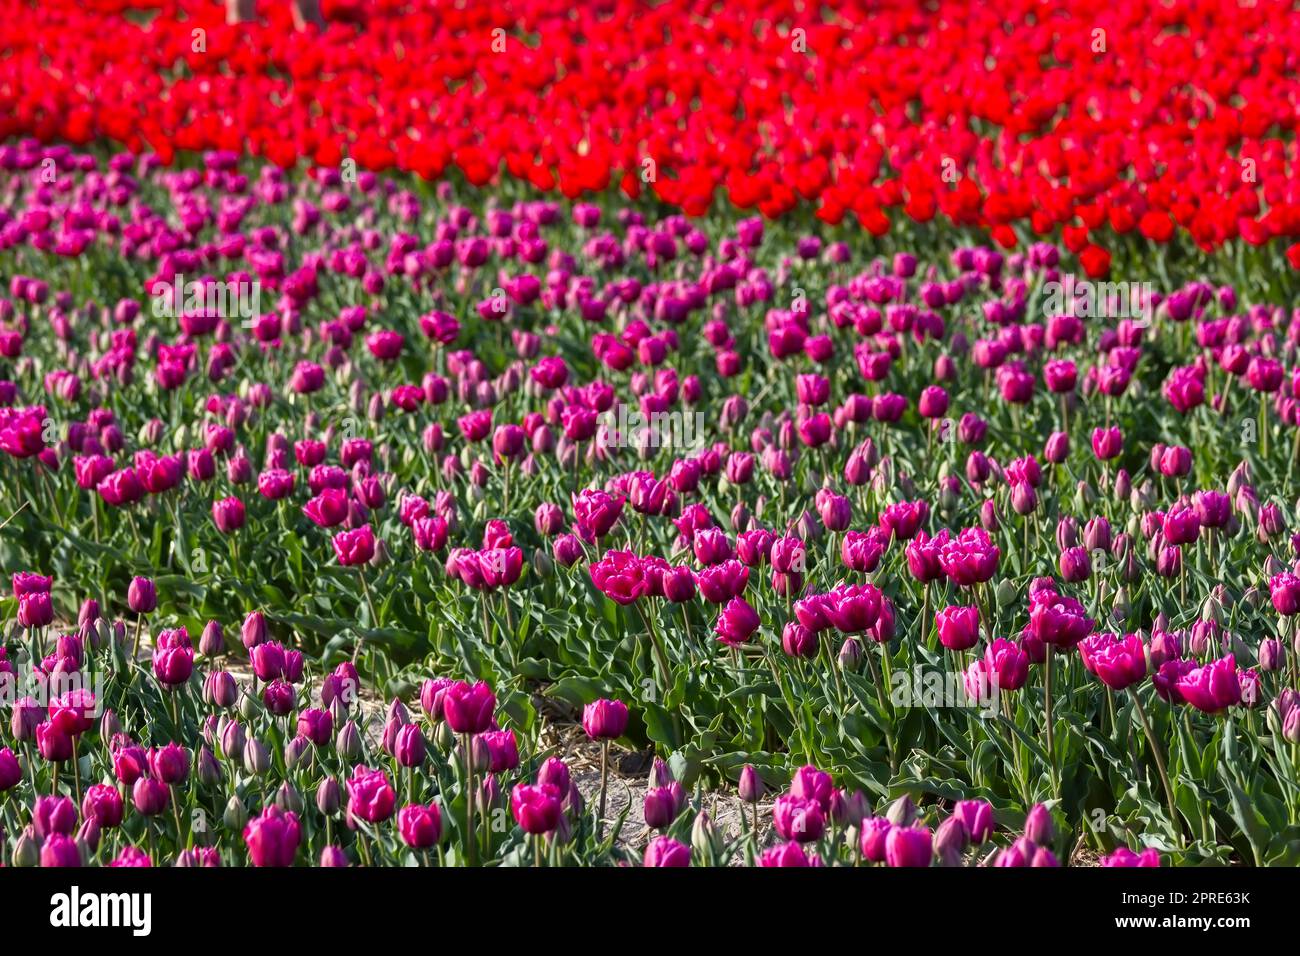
[886,794,918,827]
[532,548,554,578]
[644,785,685,829]
[132,778,169,816]
[860,816,892,862]
[477,774,502,816]
[369,538,392,568]
[1031,846,1060,867]
[934,816,968,866]
[10,698,41,742]
[1113,468,1131,502]
[99,709,121,740]
[469,735,492,773]
[78,599,99,628]
[275,782,304,815]
[284,735,313,770]
[199,620,224,657]
[81,618,104,652]
[1242,585,1264,611]
[691,812,721,858]
[238,691,260,721]
[841,789,870,827]
[1284,708,1300,744]
[1044,431,1069,463]
[218,718,246,760]
[12,828,38,868]
[1059,546,1091,582]
[1131,481,1155,511]
[241,611,267,649]
[1112,587,1131,622]
[223,796,248,832]
[394,724,426,768]
[582,698,630,740]
[995,578,1018,608]
[838,636,864,672]
[543,811,570,846]
[336,720,363,762]
[203,671,237,708]
[1011,482,1037,515]
[127,576,157,614]
[730,501,751,533]
[197,745,222,786]
[1056,516,1079,550]
[1083,516,1112,552]
[1024,803,1054,845]
[738,764,764,802]
[1259,638,1284,672]
[566,781,585,817]
[648,756,675,790]
[317,777,342,815]
[243,736,270,775]
[433,719,455,752]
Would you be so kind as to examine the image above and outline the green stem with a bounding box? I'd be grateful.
[1129,687,1183,843]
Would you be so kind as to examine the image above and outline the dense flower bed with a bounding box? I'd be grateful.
[1,139,1299,865]
[4,0,1300,263]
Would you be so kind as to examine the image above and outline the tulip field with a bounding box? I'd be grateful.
[0,2,1299,879]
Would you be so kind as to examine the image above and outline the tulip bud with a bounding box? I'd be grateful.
[1201,593,1224,626]
[738,764,764,803]
[223,795,248,832]
[241,611,267,650]
[216,717,244,761]
[284,735,313,770]
[242,736,270,775]
[532,548,554,578]
[648,756,675,790]
[78,599,99,628]
[838,636,864,672]
[99,709,121,739]
[678,809,715,855]
[336,720,363,762]
[317,777,342,815]
[197,745,222,787]
[886,794,918,827]
[203,671,238,708]
[476,774,501,816]
[1113,468,1131,502]
[274,781,303,815]
[1112,586,1131,622]
[12,828,38,867]
[566,781,585,818]
[1024,803,1054,845]
[1259,638,1284,672]
[1011,482,1037,515]
[434,720,455,753]
[199,620,224,657]
[934,816,968,866]
[1284,708,1300,745]
[1075,480,1096,509]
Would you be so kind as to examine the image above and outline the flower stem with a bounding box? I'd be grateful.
[1129,687,1183,842]
[462,733,477,866]
[1043,647,1057,794]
